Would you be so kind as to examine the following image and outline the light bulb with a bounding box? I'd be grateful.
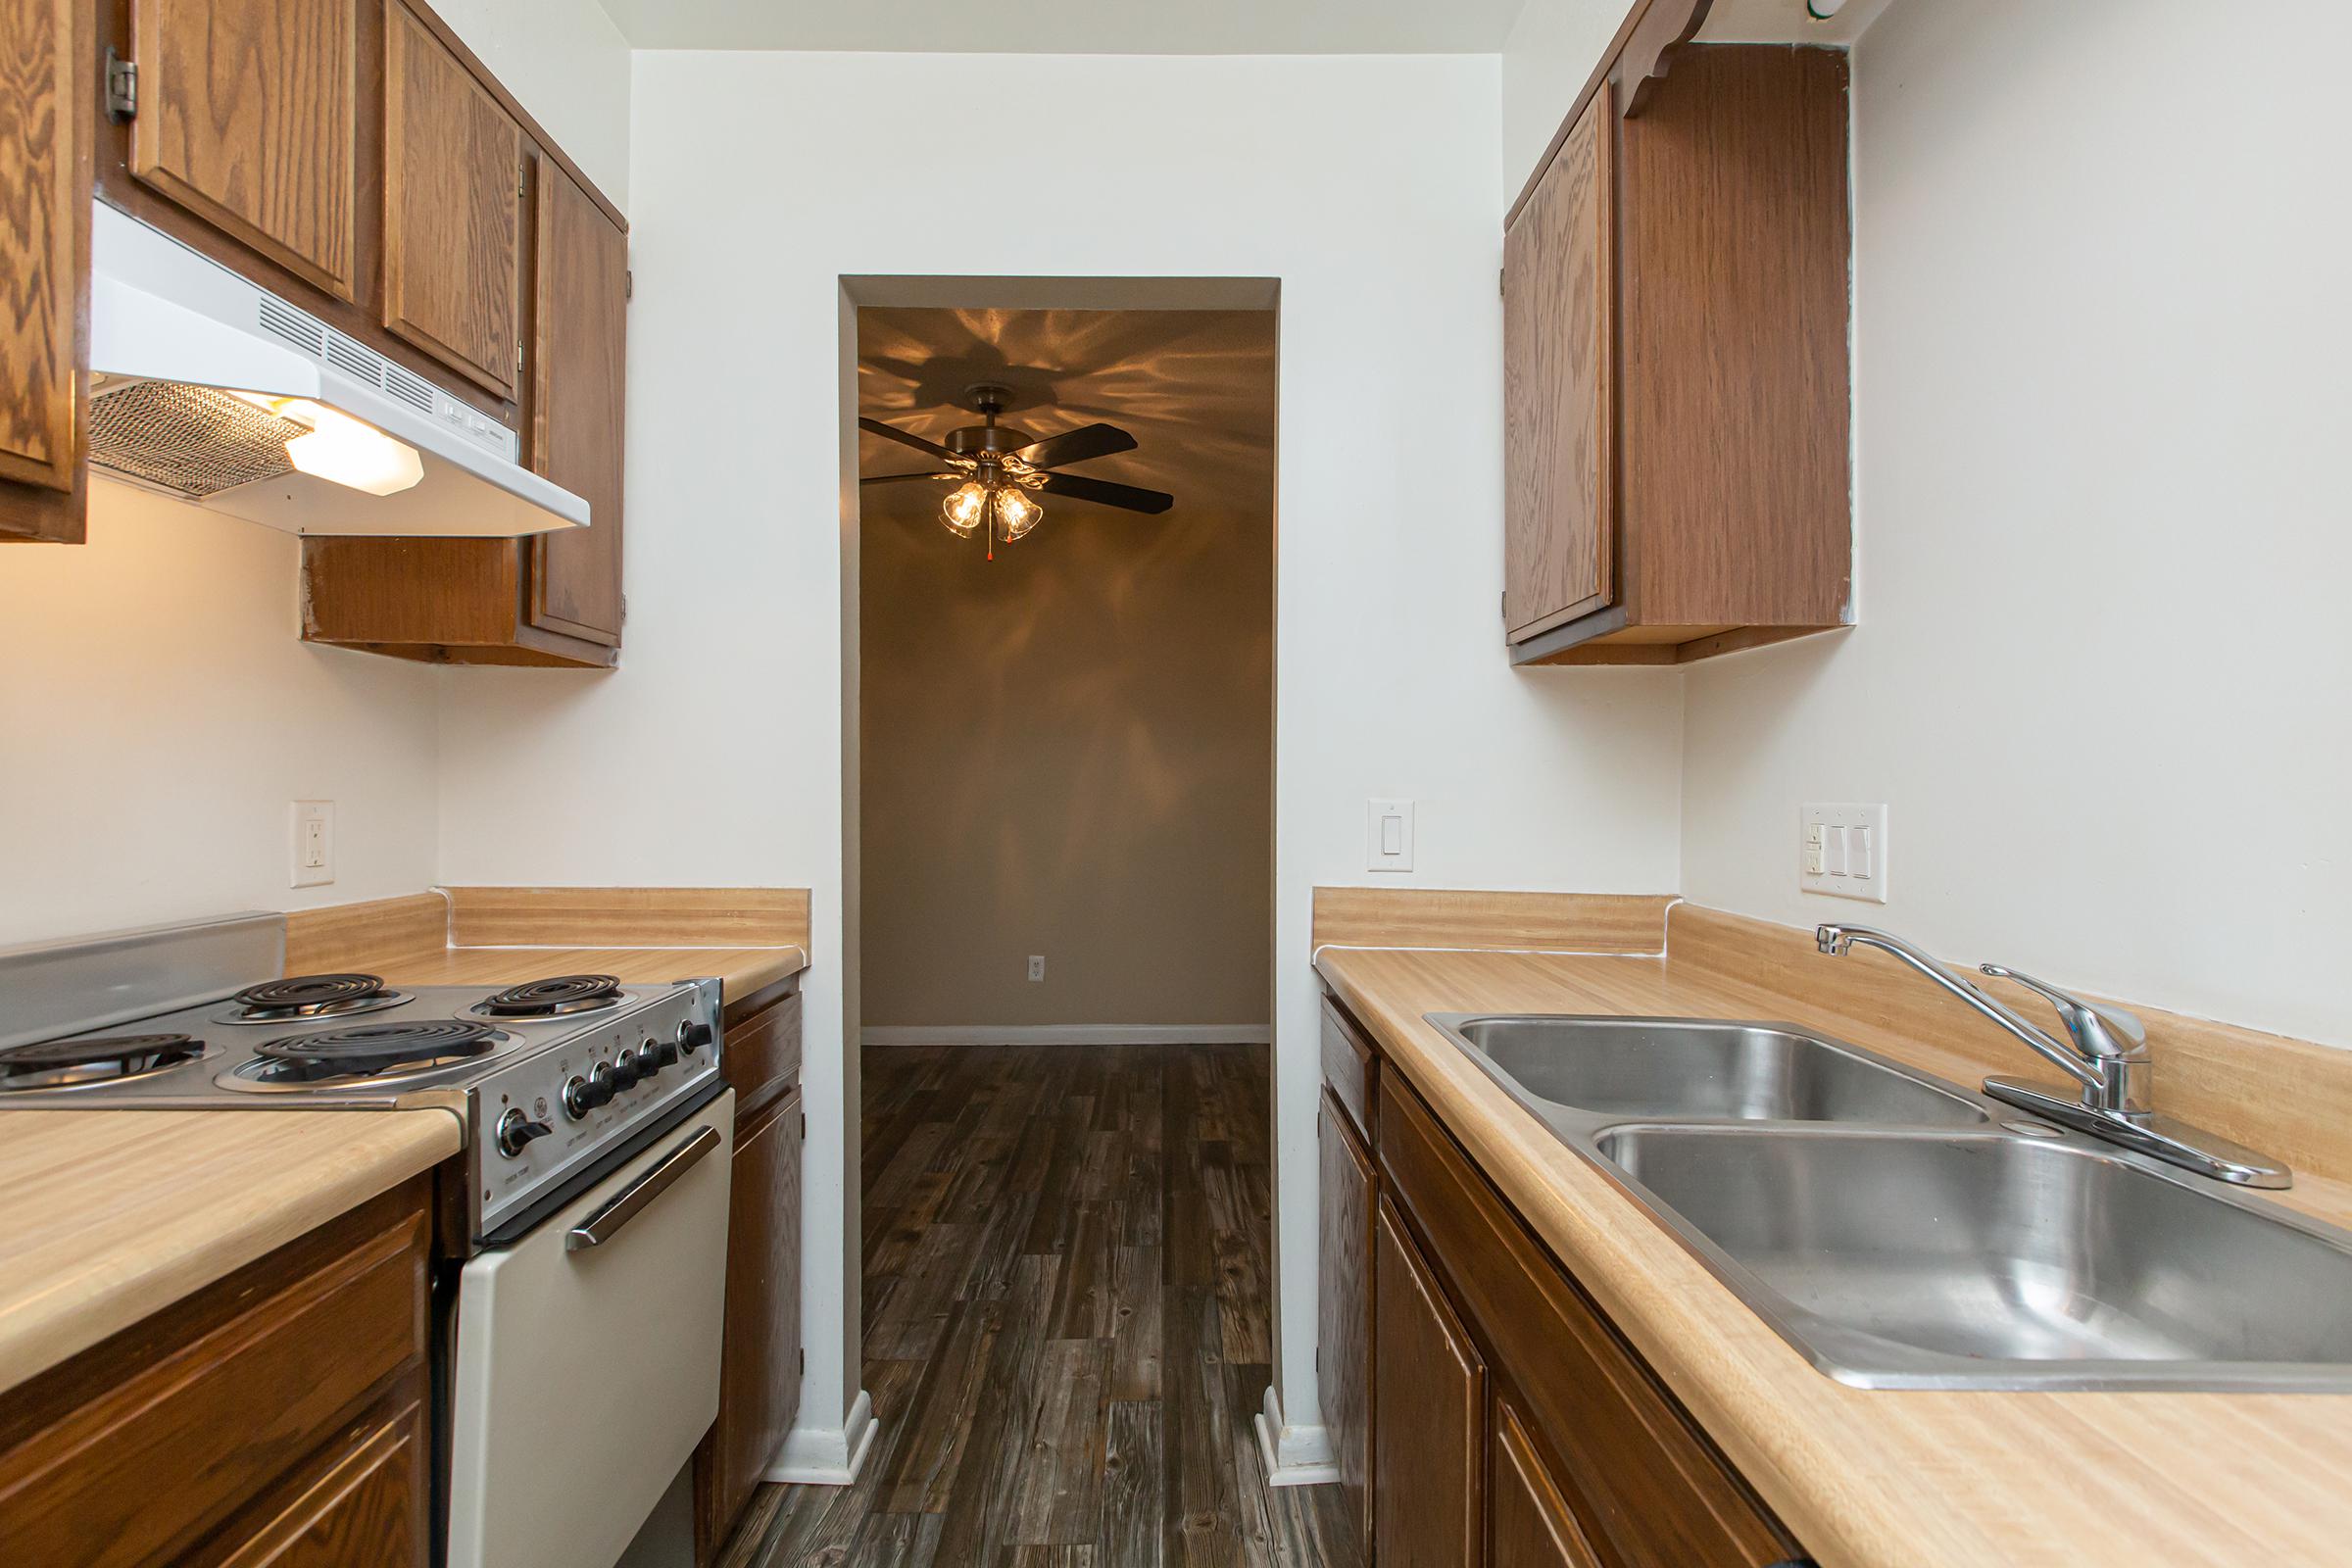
[274,401,424,496]
[940,480,990,536]
[995,485,1043,541]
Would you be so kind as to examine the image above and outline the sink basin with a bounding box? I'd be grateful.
[1422,1010,2352,1391]
[1436,1015,1986,1126]
[1593,1126,2352,1390]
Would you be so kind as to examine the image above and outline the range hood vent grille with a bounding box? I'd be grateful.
[89,380,304,498]
[256,296,324,357]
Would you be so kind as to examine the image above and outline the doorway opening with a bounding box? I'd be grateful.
[732,279,1345,1563]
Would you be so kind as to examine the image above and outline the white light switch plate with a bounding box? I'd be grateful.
[1366,799,1415,873]
[1800,802,1886,903]
[290,800,336,888]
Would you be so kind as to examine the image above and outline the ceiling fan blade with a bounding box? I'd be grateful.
[859,471,954,486]
[858,416,962,465]
[1036,471,1175,514]
[1010,422,1139,470]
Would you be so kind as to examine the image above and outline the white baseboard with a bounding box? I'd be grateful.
[861,1024,1272,1048]
[765,1390,878,1486]
[1254,1385,1339,1488]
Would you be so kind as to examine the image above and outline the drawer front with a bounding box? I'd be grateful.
[724,989,804,1117]
[1379,1075,1797,1568]
[1320,995,1376,1139]
[0,1196,427,1568]
[203,1392,428,1568]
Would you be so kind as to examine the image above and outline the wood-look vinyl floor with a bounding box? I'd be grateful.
[717,1043,1360,1568]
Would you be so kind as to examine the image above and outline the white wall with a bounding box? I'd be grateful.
[1499,0,1623,199]
[0,488,440,945]
[434,0,633,210]
[433,48,1686,1457]
[1680,0,2352,1049]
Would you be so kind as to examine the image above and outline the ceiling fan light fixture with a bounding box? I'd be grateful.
[995,485,1043,542]
[940,479,990,537]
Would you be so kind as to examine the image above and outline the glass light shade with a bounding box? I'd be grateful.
[272,400,424,496]
[940,480,990,536]
[995,485,1043,541]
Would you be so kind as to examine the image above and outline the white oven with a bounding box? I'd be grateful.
[445,1090,734,1568]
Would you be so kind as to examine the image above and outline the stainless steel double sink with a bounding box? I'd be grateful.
[1427,1014,2352,1392]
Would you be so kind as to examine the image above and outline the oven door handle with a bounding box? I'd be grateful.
[564,1125,722,1252]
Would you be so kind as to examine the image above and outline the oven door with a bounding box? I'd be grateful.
[446,1090,734,1568]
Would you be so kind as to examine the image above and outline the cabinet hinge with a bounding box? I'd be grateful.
[1498,266,1506,298]
[104,49,138,122]
[624,269,634,302]
[799,1110,807,1138]
[519,157,528,200]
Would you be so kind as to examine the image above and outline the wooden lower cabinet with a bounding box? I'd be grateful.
[0,1180,432,1568]
[1492,1396,1604,1568]
[1374,1196,1485,1568]
[1317,986,1810,1568]
[694,988,806,1560]
[1318,1089,1375,1546]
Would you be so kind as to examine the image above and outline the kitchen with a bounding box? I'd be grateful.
[3,0,2348,1565]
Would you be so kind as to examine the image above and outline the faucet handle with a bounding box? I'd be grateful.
[1980,964,2146,1059]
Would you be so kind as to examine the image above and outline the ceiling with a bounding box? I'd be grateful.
[595,0,1530,54]
[856,308,1277,520]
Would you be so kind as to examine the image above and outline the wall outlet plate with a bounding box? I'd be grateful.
[289,800,336,888]
[1027,955,1046,982]
[1366,799,1415,873]
[1801,802,1886,903]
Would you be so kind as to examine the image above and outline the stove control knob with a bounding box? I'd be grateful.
[647,1039,681,1070]
[496,1107,552,1157]
[566,1063,615,1114]
[561,1074,594,1119]
[678,1020,715,1054]
[611,1049,643,1089]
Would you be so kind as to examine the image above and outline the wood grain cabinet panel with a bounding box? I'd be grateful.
[1375,1195,1484,1568]
[1503,44,1852,666]
[1491,1396,1604,1568]
[129,0,360,300]
[0,0,89,542]
[696,1088,805,1560]
[1503,81,1612,640]
[0,1183,430,1568]
[527,161,627,645]
[382,0,521,399]
[200,1395,428,1568]
[1319,1089,1375,1550]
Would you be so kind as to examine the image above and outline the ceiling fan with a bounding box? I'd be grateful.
[859,382,1175,557]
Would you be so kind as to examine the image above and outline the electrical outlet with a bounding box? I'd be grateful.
[1027,955,1046,982]
[1800,803,1886,903]
[289,801,335,888]
[1366,799,1415,873]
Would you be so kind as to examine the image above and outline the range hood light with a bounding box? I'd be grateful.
[273,401,425,496]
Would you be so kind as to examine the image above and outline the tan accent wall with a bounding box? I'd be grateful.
[858,310,1274,1030]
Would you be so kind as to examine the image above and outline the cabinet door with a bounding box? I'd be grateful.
[1491,1396,1604,1568]
[527,162,626,645]
[1502,82,1614,639]
[207,1396,427,1568]
[382,0,521,399]
[696,1090,804,1558]
[129,0,360,299]
[0,0,88,543]
[1375,1197,1483,1568]
[1320,1091,1375,1551]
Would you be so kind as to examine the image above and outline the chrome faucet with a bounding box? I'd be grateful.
[1815,924,2289,1188]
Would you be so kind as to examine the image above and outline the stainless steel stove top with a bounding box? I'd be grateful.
[0,913,725,1245]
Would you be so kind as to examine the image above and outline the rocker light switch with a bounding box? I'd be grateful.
[1367,799,1415,873]
[1801,803,1887,903]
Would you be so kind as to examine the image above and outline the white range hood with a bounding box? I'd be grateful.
[87,201,588,538]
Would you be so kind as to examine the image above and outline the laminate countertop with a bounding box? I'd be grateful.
[0,1107,460,1396]
[1315,941,2352,1568]
[367,942,808,1004]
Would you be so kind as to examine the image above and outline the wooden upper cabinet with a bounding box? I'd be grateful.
[527,162,627,646]
[1375,1197,1484,1568]
[129,0,361,301]
[0,0,89,543]
[1503,43,1853,667]
[1319,1090,1375,1552]
[382,0,522,400]
[1491,1397,1605,1568]
[1503,82,1613,642]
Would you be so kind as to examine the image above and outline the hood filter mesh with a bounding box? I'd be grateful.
[88,381,305,498]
